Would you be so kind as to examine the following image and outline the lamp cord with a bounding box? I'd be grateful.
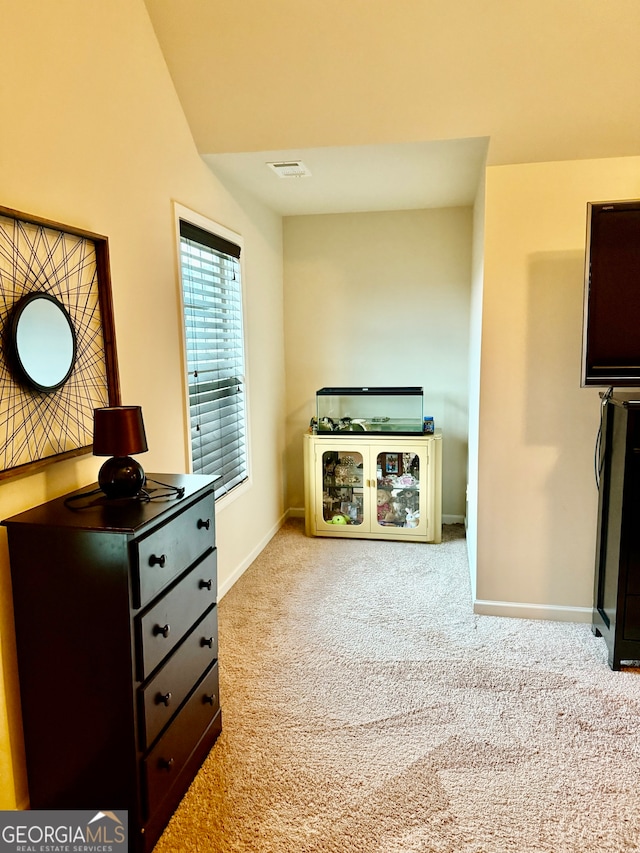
[63,487,104,509]
[64,477,185,510]
[140,477,186,501]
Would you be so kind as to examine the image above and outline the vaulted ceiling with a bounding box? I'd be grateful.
[144,0,640,214]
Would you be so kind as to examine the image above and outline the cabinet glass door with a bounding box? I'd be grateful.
[375,449,421,530]
[320,449,364,526]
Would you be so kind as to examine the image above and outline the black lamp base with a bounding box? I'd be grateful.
[98,456,145,499]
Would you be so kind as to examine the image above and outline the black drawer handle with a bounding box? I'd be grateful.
[159,757,174,771]
[149,553,167,568]
[199,578,213,591]
[203,693,216,706]
[153,623,171,639]
[156,691,172,707]
[201,636,214,649]
[197,518,210,530]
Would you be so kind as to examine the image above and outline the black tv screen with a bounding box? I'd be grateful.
[581,199,640,387]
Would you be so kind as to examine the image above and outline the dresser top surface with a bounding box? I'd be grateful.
[2,473,217,534]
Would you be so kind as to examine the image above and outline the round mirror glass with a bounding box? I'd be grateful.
[10,294,77,392]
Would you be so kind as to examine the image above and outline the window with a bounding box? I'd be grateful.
[178,215,248,500]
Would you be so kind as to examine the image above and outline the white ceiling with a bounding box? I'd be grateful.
[203,137,489,216]
[144,0,640,217]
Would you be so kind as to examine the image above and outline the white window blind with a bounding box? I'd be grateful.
[179,219,247,500]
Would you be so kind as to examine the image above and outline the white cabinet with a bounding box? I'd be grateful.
[303,432,442,543]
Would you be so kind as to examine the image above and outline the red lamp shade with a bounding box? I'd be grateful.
[93,406,148,457]
[93,406,148,498]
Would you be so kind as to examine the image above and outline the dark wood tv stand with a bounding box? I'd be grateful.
[592,394,640,669]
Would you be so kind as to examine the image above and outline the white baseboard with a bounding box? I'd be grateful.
[474,599,592,624]
[218,513,287,600]
[287,507,305,519]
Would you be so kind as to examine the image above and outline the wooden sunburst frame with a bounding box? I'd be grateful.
[0,206,121,480]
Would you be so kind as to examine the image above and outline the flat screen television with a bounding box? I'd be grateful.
[581,199,640,387]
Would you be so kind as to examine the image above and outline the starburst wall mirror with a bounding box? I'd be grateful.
[0,206,120,479]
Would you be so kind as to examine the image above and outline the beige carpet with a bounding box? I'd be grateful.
[154,520,640,852]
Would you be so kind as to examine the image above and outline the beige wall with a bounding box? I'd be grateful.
[283,208,472,520]
[0,1,285,807]
[3,0,639,819]
[475,155,640,620]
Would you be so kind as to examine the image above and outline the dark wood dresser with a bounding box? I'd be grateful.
[2,473,221,852]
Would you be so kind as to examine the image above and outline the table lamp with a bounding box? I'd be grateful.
[93,406,148,498]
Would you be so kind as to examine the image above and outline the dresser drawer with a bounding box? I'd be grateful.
[140,605,218,748]
[144,662,220,816]
[138,549,217,679]
[135,494,215,607]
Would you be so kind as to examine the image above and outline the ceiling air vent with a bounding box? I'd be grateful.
[266,160,312,178]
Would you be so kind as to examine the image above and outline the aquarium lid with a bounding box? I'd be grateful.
[316,386,423,396]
